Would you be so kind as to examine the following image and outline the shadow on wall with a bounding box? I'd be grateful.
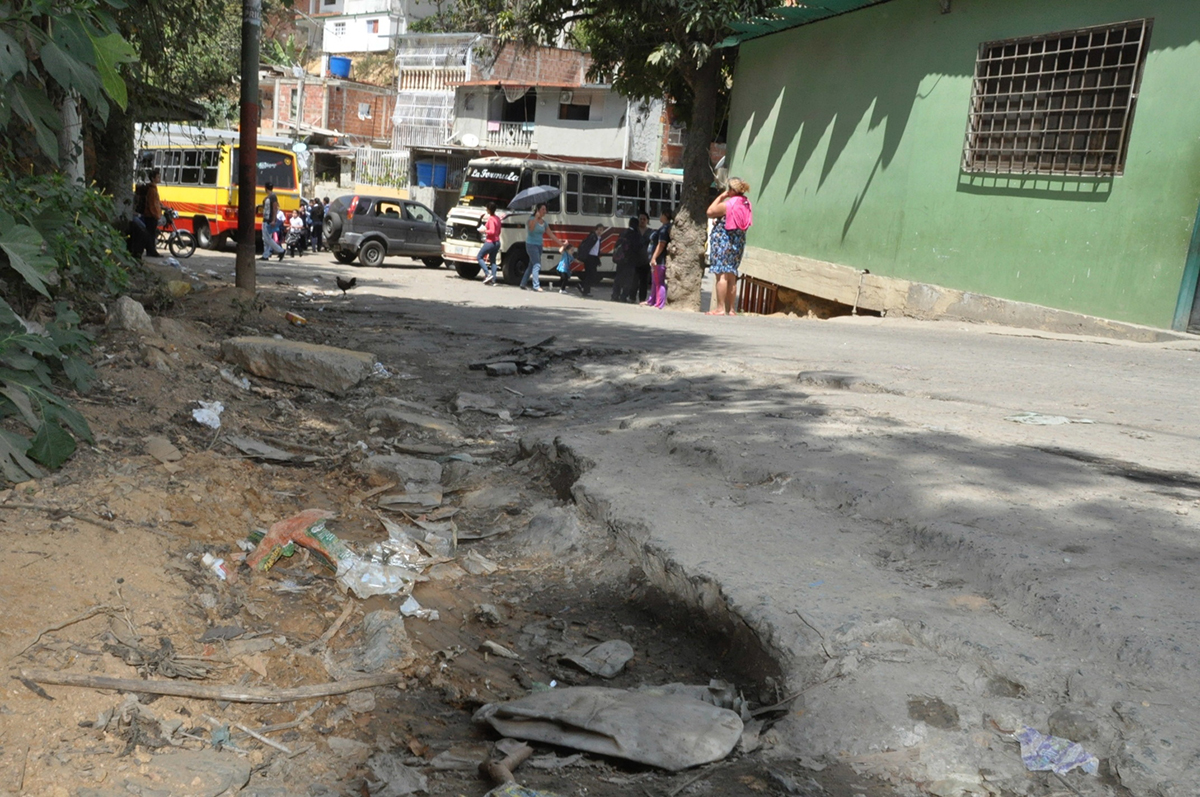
[734,0,1200,242]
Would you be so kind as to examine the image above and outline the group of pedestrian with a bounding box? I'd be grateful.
[470,176,751,312]
[261,187,331,261]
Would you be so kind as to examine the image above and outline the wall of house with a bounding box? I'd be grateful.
[728,0,1200,329]
[269,78,394,143]
[323,14,397,53]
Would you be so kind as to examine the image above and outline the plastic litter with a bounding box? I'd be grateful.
[474,686,744,771]
[285,311,307,325]
[201,553,228,581]
[399,595,439,621]
[1015,725,1099,776]
[192,400,224,429]
[371,362,393,379]
[246,509,344,572]
[218,368,251,390]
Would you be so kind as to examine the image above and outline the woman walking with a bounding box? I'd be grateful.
[706,178,752,315]
[645,209,673,309]
[477,202,502,284]
[520,203,563,292]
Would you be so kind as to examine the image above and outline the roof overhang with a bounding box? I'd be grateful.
[719,0,898,47]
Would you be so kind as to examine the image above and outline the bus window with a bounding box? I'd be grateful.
[182,150,201,184]
[161,150,182,184]
[535,172,561,213]
[460,164,523,207]
[201,150,220,186]
[232,148,297,189]
[649,180,673,216]
[565,172,579,214]
[581,174,613,215]
[616,177,647,217]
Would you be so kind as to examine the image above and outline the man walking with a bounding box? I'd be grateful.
[260,182,285,261]
[142,169,163,257]
[309,196,325,252]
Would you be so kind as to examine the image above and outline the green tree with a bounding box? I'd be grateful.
[515,0,772,310]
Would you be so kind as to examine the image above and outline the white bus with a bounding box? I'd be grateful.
[442,156,683,284]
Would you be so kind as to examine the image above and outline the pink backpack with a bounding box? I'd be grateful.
[725,195,752,231]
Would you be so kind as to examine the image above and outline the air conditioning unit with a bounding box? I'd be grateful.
[559,91,574,105]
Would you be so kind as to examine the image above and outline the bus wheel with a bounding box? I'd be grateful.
[211,233,230,251]
[193,219,213,249]
[455,262,481,280]
[501,253,526,286]
[358,240,386,268]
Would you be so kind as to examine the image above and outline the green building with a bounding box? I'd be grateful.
[726,0,1200,334]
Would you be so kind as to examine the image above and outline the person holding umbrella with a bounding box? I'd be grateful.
[519,202,563,292]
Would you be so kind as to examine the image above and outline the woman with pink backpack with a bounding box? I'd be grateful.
[705,177,752,316]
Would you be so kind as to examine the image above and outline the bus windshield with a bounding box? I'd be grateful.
[231,148,297,189]
[460,165,528,207]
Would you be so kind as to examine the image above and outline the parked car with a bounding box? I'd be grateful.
[323,195,446,268]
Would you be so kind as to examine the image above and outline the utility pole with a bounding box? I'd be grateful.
[236,0,262,291]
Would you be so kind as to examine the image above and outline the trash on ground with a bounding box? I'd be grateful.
[481,640,522,660]
[367,749,428,796]
[103,635,213,680]
[358,610,416,673]
[484,785,563,797]
[431,743,493,770]
[463,549,500,575]
[474,686,745,771]
[201,552,228,581]
[245,509,343,572]
[372,362,393,379]
[285,311,307,325]
[1015,725,1100,776]
[218,368,251,390]
[225,434,305,463]
[144,435,183,463]
[400,595,439,621]
[561,640,634,679]
[1005,412,1094,426]
[378,488,444,511]
[192,400,224,429]
[475,603,504,626]
[640,679,752,720]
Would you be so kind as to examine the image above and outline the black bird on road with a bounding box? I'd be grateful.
[336,276,357,296]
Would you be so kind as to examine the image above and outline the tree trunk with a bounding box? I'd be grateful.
[91,102,137,224]
[58,93,86,185]
[666,54,721,313]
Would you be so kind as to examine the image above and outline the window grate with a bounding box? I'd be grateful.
[962,19,1152,177]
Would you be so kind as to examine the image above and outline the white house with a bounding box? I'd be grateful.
[294,0,436,56]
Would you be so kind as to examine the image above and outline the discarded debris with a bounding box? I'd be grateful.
[485,363,519,377]
[1006,412,1095,426]
[201,552,228,581]
[192,400,224,429]
[358,610,416,673]
[218,368,251,390]
[368,749,429,796]
[246,509,342,572]
[475,686,744,771]
[463,549,500,575]
[144,435,183,464]
[481,640,522,660]
[225,434,311,463]
[400,595,439,621]
[103,636,213,679]
[560,640,634,679]
[1015,725,1100,776]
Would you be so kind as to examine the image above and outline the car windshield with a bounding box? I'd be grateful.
[460,165,528,207]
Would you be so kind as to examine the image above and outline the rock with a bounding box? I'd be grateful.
[144,436,183,463]
[118,750,250,797]
[485,362,519,377]
[361,454,443,485]
[364,400,462,438]
[367,750,428,796]
[475,603,504,626]
[561,640,635,679]
[108,295,154,333]
[1048,707,1105,746]
[358,610,414,673]
[347,689,376,713]
[907,696,960,730]
[220,336,376,395]
[143,346,173,373]
[454,391,497,412]
[326,736,372,762]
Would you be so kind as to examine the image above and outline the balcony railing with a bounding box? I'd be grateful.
[398,67,466,92]
[485,122,534,150]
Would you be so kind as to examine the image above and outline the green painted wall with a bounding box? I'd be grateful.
[728,0,1200,329]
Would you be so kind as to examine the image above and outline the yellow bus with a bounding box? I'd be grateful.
[136,126,301,249]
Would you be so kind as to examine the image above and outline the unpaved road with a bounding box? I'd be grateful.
[6,245,1197,797]
[248,248,1200,797]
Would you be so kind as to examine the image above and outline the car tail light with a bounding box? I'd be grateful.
[347,196,359,219]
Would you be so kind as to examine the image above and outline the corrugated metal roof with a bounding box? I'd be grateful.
[719,0,897,47]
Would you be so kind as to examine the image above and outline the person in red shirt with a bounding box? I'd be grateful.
[477,202,502,285]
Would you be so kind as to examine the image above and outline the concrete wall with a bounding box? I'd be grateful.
[323,15,398,53]
[728,0,1200,329]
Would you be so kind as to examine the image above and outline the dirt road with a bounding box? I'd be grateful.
[4,247,1198,796]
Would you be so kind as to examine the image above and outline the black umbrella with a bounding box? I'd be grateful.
[507,185,561,211]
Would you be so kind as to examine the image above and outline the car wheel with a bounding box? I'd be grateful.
[501,252,526,285]
[455,262,481,280]
[358,240,386,268]
[423,257,444,268]
[193,219,213,249]
[333,250,356,264]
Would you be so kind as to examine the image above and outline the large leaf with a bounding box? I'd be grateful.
[43,397,93,444]
[86,30,135,109]
[28,418,76,469]
[0,27,27,83]
[0,224,55,297]
[9,81,61,161]
[0,428,45,483]
[0,384,39,429]
[41,40,104,106]
[62,355,96,392]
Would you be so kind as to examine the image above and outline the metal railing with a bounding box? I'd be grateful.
[485,122,534,150]
[355,147,409,189]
